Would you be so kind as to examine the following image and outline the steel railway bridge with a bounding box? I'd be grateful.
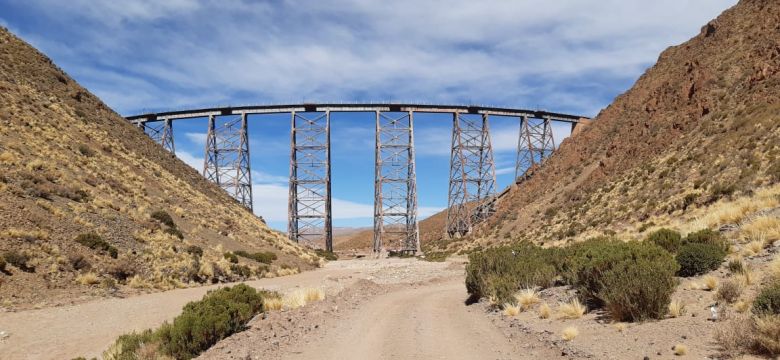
[126,103,588,254]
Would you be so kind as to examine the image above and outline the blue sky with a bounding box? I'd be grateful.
[0,0,737,230]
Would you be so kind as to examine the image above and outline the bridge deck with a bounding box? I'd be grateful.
[125,103,588,123]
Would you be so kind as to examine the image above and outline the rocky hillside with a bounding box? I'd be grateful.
[423,0,780,251]
[0,28,319,309]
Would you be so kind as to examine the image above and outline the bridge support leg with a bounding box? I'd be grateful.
[288,111,332,252]
[202,113,253,211]
[373,111,420,254]
[515,115,556,182]
[446,113,497,238]
[143,118,175,153]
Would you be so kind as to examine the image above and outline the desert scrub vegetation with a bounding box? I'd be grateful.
[103,284,275,360]
[3,250,34,272]
[466,238,679,321]
[234,250,277,264]
[75,233,118,258]
[717,281,780,357]
[676,243,726,277]
[645,228,682,253]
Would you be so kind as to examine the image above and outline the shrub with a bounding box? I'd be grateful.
[728,258,745,274]
[154,284,268,359]
[75,233,118,259]
[562,327,578,341]
[150,210,176,228]
[164,227,184,240]
[0,256,5,272]
[646,228,682,253]
[234,250,277,264]
[754,315,780,355]
[3,250,33,272]
[314,249,338,261]
[77,144,95,157]
[685,228,728,251]
[230,264,252,278]
[676,242,726,277]
[754,282,780,315]
[69,254,91,271]
[102,330,156,360]
[717,279,743,303]
[223,252,238,264]
[465,242,560,303]
[185,245,203,258]
[597,249,679,321]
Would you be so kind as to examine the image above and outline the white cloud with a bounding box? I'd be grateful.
[9,0,737,117]
[175,149,203,172]
[184,132,207,145]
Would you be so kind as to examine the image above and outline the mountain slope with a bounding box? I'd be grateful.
[0,28,318,309]
[423,0,780,251]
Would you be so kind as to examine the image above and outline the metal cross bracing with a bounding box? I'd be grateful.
[288,111,333,251]
[373,111,420,254]
[515,115,556,181]
[143,118,175,153]
[203,113,253,211]
[446,113,498,238]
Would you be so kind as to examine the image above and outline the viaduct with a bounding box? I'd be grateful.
[126,103,589,254]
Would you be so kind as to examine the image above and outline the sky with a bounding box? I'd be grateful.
[0,0,738,231]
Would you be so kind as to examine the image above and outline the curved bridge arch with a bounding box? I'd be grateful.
[126,103,589,253]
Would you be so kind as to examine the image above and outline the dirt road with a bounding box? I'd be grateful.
[282,279,543,360]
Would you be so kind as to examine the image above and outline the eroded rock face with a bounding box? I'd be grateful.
[422,0,780,248]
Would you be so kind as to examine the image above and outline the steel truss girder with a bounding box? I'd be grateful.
[202,113,253,211]
[515,115,556,181]
[288,111,332,251]
[143,118,175,153]
[373,111,420,254]
[446,113,497,238]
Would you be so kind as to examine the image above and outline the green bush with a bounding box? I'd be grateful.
[561,238,677,309]
[676,242,726,277]
[3,250,34,272]
[234,250,277,264]
[156,284,267,359]
[230,264,252,277]
[223,252,239,264]
[646,228,682,253]
[151,210,176,228]
[75,233,118,259]
[685,228,728,251]
[754,282,780,315]
[105,284,270,360]
[598,251,679,321]
[727,258,745,274]
[465,242,560,303]
[185,245,203,258]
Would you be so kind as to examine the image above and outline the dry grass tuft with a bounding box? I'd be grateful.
[744,240,765,256]
[558,298,587,319]
[668,299,686,318]
[538,302,551,319]
[613,322,627,332]
[303,288,325,303]
[703,275,718,291]
[76,272,100,285]
[562,327,579,341]
[741,215,780,246]
[734,300,751,313]
[754,315,780,355]
[673,343,688,356]
[503,303,521,317]
[770,255,780,280]
[263,297,283,311]
[282,288,325,309]
[514,288,540,310]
